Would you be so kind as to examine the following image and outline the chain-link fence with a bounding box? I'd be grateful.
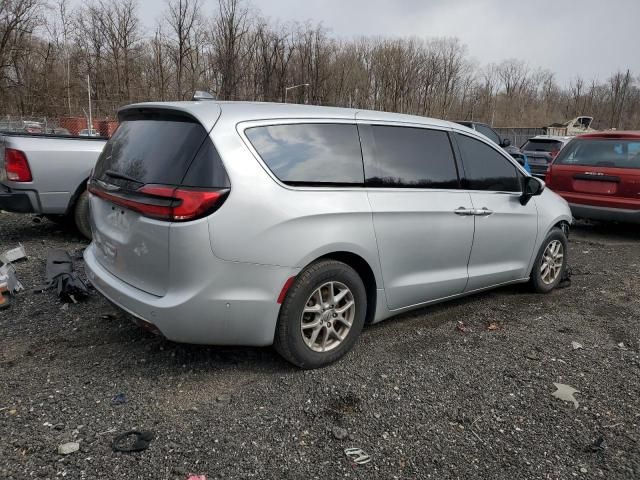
[0,115,118,138]
[494,127,546,149]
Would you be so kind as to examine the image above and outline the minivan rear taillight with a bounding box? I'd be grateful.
[545,166,553,185]
[5,148,32,182]
[88,180,229,222]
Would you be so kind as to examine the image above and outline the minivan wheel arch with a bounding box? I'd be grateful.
[527,219,570,277]
[295,252,377,325]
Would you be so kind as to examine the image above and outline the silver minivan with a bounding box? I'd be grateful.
[84,102,572,368]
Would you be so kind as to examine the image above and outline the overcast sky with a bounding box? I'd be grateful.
[134,0,639,86]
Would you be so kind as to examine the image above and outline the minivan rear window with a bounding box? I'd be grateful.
[93,114,228,188]
[245,123,364,186]
[555,138,640,169]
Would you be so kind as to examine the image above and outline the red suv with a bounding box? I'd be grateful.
[545,131,640,223]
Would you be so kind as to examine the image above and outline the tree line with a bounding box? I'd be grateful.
[2,0,639,129]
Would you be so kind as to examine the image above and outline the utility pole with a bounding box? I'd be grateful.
[284,83,310,103]
[87,74,93,134]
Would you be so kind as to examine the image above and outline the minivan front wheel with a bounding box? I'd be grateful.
[530,228,568,293]
[274,260,366,369]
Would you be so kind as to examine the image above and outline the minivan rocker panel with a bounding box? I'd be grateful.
[84,101,572,368]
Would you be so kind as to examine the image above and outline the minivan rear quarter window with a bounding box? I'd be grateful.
[362,125,459,188]
[245,123,364,186]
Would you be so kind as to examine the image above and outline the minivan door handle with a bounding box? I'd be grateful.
[474,207,494,216]
[454,207,476,216]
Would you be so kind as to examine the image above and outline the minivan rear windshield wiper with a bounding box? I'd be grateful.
[104,170,143,184]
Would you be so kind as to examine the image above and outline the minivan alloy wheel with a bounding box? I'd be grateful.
[301,281,355,352]
[540,240,564,285]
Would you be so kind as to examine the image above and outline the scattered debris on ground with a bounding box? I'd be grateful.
[588,435,607,452]
[36,249,89,303]
[571,341,584,350]
[111,393,127,406]
[552,383,580,409]
[344,447,372,465]
[0,263,24,294]
[456,320,470,333]
[0,244,27,264]
[112,430,155,453]
[58,442,80,455]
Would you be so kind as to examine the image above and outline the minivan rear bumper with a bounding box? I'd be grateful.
[84,243,298,346]
[569,203,640,224]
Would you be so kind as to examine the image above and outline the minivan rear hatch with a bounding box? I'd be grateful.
[548,136,640,208]
[88,106,228,296]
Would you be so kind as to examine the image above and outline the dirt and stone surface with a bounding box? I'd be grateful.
[1,212,639,479]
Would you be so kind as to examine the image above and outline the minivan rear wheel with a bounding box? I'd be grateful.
[274,260,366,369]
[530,227,568,293]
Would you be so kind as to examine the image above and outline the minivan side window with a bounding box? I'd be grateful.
[245,123,364,186]
[361,125,459,189]
[455,133,521,192]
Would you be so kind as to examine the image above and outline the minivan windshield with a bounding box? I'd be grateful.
[555,138,640,169]
[521,139,563,152]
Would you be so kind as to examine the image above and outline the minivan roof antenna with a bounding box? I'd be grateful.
[193,91,216,101]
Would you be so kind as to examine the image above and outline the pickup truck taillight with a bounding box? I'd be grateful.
[5,148,32,182]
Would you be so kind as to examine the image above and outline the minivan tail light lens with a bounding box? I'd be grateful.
[88,181,229,222]
[545,167,552,185]
[5,148,32,182]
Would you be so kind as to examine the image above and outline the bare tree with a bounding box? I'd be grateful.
[166,0,200,99]
[211,0,250,100]
[0,0,638,130]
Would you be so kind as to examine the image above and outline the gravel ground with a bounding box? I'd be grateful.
[1,212,639,480]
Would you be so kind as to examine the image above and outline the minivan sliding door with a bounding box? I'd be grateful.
[359,124,474,311]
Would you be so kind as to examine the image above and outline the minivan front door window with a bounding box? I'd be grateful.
[455,133,521,192]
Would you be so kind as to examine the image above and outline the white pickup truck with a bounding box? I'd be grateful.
[0,133,106,238]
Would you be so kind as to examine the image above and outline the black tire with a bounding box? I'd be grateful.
[73,190,92,240]
[274,260,367,369]
[530,227,568,293]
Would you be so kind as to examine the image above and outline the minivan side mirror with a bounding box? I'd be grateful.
[500,138,511,148]
[520,176,545,205]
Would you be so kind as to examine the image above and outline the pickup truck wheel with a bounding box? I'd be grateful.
[274,260,366,369]
[74,190,92,240]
